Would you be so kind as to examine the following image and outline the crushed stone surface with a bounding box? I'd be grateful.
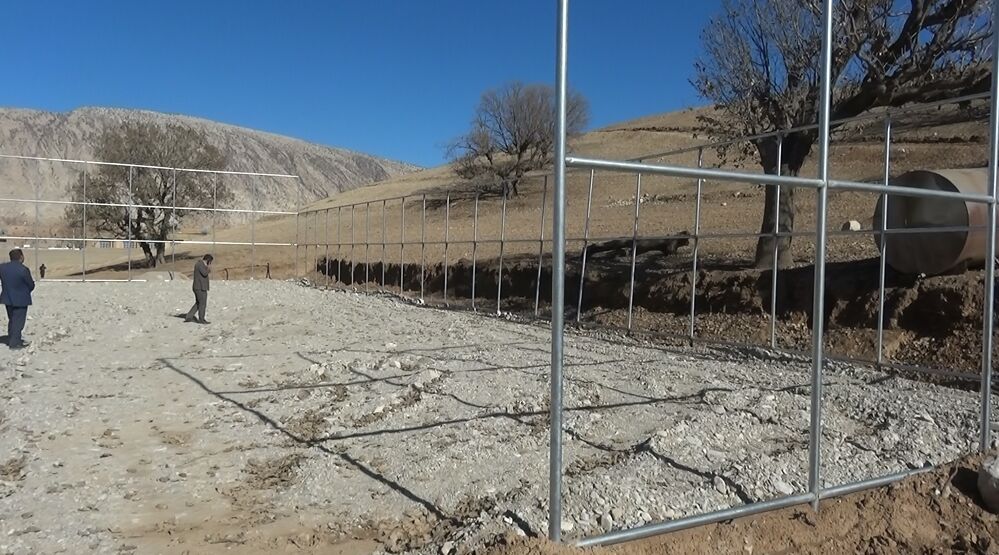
[0,280,988,553]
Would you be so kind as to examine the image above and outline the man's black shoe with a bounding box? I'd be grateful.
[196,319,210,325]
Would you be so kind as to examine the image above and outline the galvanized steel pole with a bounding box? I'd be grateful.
[421,194,426,301]
[980,0,999,451]
[251,178,257,279]
[382,199,387,290]
[33,175,39,278]
[444,193,450,306]
[400,197,406,293]
[365,202,370,292]
[576,169,595,323]
[626,173,642,331]
[82,169,88,281]
[497,192,507,314]
[351,205,356,285]
[127,166,133,281]
[549,0,569,541]
[876,116,892,366]
[770,136,783,348]
[212,174,218,260]
[690,151,703,343]
[295,179,302,279]
[808,0,835,511]
[170,169,177,277]
[337,206,342,283]
[536,176,549,316]
[472,193,479,311]
[326,208,331,287]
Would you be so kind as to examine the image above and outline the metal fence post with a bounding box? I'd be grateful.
[549,0,569,540]
[770,136,784,348]
[33,174,39,279]
[250,178,257,279]
[444,193,450,306]
[535,176,549,316]
[170,169,177,278]
[472,193,479,311]
[127,166,133,281]
[808,0,834,512]
[400,197,406,294]
[382,199,387,290]
[212,174,218,261]
[980,0,999,451]
[365,202,371,291]
[690,151,703,343]
[421,194,426,302]
[577,169,595,322]
[351,204,356,286]
[337,206,343,284]
[82,168,88,282]
[877,116,892,366]
[497,191,507,314]
[326,208,331,287]
[295,178,302,279]
[626,173,642,331]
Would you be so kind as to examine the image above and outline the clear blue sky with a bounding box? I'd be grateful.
[1,1,720,168]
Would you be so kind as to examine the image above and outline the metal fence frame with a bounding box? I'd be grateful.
[0,154,302,281]
[293,0,999,547]
[553,0,998,546]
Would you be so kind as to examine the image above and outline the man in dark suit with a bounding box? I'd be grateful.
[0,249,35,349]
[185,254,213,325]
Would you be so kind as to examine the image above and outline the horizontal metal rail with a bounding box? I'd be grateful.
[0,153,301,179]
[828,179,994,203]
[575,493,814,547]
[575,466,933,547]
[567,156,996,204]
[0,235,293,247]
[630,91,991,162]
[0,196,296,215]
[40,278,148,283]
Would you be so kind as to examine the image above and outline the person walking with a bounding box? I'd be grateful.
[185,254,213,325]
[0,249,35,349]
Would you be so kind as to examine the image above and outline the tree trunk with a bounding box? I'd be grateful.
[139,241,156,268]
[753,135,810,269]
[154,242,167,266]
[753,174,796,269]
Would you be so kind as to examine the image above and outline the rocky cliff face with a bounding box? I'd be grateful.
[0,107,419,227]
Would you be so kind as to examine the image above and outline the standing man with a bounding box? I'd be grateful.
[185,254,213,325]
[0,249,35,349]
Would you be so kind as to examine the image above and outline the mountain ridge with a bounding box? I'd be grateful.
[0,106,420,227]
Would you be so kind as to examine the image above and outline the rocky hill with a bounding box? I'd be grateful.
[0,107,419,227]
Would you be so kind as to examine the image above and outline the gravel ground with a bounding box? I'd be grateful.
[0,280,990,554]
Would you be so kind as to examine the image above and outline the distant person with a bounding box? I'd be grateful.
[39,264,46,279]
[0,249,35,349]
[185,254,213,325]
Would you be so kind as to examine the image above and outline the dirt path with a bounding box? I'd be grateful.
[0,281,993,553]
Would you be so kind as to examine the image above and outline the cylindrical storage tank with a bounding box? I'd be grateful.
[873,168,990,275]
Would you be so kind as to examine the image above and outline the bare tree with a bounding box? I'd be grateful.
[694,0,992,268]
[447,82,589,198]
[66,123,229,267]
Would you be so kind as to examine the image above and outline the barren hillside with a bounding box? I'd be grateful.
[0,107,420,226]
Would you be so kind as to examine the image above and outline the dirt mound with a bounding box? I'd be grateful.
[486,454,999,554]
[317,252,993,377]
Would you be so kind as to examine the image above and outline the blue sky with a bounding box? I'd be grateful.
[1,1,720,168]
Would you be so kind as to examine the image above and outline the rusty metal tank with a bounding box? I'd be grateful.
[873,168,991,275]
